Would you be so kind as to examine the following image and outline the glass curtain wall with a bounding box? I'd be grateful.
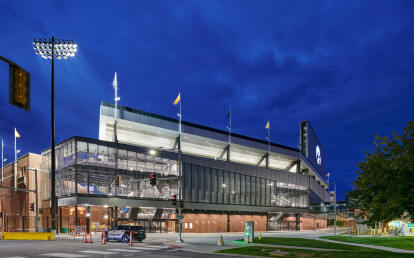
[44,138,179,200]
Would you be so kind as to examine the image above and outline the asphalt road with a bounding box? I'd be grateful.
[0,239,233,258]
[0,229,343,257]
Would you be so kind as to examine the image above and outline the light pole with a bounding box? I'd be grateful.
[33,37,77,232]
[329,181,337,236]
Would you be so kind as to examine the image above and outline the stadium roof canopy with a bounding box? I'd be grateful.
[99,101,328,189]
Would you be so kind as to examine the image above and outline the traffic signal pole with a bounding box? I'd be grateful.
[35,169,39,232]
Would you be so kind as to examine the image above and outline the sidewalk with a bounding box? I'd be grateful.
[165,232,414,255]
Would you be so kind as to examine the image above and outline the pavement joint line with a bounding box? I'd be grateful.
[78,250,119,254]
[182,248,259,258]
[106,248,144,252]
[317,238,414,253]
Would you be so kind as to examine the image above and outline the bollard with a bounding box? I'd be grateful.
[129,230,133,245]
[89,233,93,243]
[259,233,261,240]
[217,234,224,246]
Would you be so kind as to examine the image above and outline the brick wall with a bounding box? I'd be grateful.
[180,213,267,233]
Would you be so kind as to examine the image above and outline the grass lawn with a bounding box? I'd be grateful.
[215,246,412,257]
[321,236,414,251]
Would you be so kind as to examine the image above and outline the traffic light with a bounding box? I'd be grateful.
[29,202,34,212]
[9,65,31,111]
[150,174,157,186]
[115,176,120,186]
[172,194,177,206]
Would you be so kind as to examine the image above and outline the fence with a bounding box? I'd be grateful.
[0,216,73,233]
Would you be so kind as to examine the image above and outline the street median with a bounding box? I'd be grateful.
[1,232,54,240]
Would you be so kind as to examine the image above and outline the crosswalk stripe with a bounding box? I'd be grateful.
[41,254,87,258]
[79,250,118,254]
[106,248,143,253]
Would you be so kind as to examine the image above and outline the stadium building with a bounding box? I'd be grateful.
[34,102,330,233]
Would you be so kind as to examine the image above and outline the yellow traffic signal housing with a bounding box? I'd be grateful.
[9,65,30,111]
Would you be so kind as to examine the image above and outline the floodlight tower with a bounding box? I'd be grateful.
[33,37,77,232]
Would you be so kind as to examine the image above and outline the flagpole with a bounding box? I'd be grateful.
[1,139,3,184]
[177,92,183,242]
[229,107,231,145]
[114,72,118,120]
[267,120,270,153]
[14,128,17,189]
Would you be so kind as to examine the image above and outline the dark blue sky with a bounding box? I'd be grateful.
[1,1,414,200]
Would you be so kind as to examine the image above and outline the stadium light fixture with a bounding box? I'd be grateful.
[33,36,77,233]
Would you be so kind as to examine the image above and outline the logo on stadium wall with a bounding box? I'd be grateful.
[316,146,322,165]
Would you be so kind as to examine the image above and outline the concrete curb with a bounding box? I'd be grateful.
[182,248,260,258]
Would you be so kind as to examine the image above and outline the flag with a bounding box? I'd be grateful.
[265,120,270,129]
[112,72,118,89]
[173,92,180,105]
[15,128,21,138]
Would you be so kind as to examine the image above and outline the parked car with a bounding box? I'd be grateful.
[103,225,146,243]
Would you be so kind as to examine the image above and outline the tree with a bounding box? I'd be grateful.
[351,120,414,226]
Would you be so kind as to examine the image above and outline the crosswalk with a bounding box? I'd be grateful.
[5,245,172,258]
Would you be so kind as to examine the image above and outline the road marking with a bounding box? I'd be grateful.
[79,250,118,254]
[41,254,87,258]
[106,249,143,253]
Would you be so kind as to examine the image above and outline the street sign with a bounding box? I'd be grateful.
[176,215,184,219]
[408,223,413,227]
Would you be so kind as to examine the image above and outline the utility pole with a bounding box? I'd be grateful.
[333,182,337,236]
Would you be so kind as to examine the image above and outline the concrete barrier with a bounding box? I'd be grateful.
[1,232,54,240]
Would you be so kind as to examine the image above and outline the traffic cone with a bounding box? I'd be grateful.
[102,232,107,244]
[129,230,133,245]
[89,233,93,243]
[84,233,87,243]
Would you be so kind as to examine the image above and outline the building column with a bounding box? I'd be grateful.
[86,206,90,234]
[59,206,63,233]
[114,206,118,226]
[75,205,78,226]
[226,211,230,232]
[296,213,300,231]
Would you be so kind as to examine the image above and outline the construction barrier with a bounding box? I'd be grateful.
[1,232,54,241]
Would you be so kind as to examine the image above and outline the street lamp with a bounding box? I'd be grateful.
[329,181,337,236]
[33,37,77,233]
